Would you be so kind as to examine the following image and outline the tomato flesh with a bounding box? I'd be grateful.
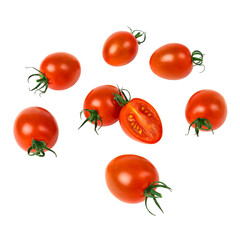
[102,31,138,66]
[40,52,81,90]
[150,43,193,80]
[105,154,159,203]
[119,98,162,143]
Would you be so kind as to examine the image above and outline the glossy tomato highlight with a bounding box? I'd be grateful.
[105,154,171,215]
[185,89,227,136]
[14,107,59,157]
[103,27,146,66]
[28,52,81,94]
[79,85,122,133]
[150,43,204,80]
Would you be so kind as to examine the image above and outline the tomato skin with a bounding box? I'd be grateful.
[119,98,163,143]
[150,43,193,80]
[185,90,227,130]
[40,52,81,90]
[14,107,59,151]
[102,31,138,66]
[83,85,122,126]
[105,154,159,203]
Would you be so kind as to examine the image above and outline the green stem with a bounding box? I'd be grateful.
[26,67,49,95]
[186,118,214,137]
[143,181,172,216]
[27,139,57,157]
[127,26,146,45]
[78,109,103,134]
[191,50,205,72]
[113,86,131,107]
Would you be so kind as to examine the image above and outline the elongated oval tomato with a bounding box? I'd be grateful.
[185,89,227,136]
[79,85,123,134]
[40,52,81,90]
[106,155,159,203]
[83,85,122,126]
[103,31,139,66]
[106,154,171,215]
[14,107,59,157]
[150,43,203,80]
[28,52,81,94]
[103,28,146,66]
[119,98,162,144]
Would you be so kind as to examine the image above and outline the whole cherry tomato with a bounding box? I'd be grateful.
[79,85,123,133]
[149,43,204,80]
[27,52,81,94]
[102,27,146,66]
[105,154,171,215]
[114,89,163,144]
[14,107,59,157]
[185,89,227,136]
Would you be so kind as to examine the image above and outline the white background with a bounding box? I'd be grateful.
[0,0,239,239]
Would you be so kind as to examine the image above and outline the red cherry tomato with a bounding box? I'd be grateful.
[185,89,227,136]
[150,43,204,80]
[28,52,81,93]
[14,107,59,157]
[79,85,122,133]
[105,154,171,215]
[102,28,146,66]
[114,91,163,143]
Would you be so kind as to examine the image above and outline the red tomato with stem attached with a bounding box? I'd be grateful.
[103,27,146,66]
[150,43,204,80]
[185,89,227,136]
[14,107,59,157]
[105,154,171,215]
[114,90,163,144]
[79,85,123,134]
[27,52,81,94]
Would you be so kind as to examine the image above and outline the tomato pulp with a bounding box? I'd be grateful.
[119,98,163,144]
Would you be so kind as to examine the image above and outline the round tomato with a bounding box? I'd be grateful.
[14,107,59,157]
[102,27,146,66]
[185,89,227,136]
[27,52,81,93]
[114,91,162,144]
[79,85,122,133]
[105,154,171,215]
[149,43,204,80]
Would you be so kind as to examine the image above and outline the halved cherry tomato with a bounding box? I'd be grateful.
[102,27,146,66]
[79,85,122,133]
[185,89,227,136]
[149,43,204,80]
[114,91,162,144]
[13,107,59,157]
[27,52,81,94]
[105,154,171,215]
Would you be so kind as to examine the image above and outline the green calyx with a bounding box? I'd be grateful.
[143,181,172,216]
[128,26,146,45]
[27,139,57,157]
[26,67,49,95]
[79,109,103,134]
[113,87,131,107]
[191,50,205,72]
[186,118,214,137]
